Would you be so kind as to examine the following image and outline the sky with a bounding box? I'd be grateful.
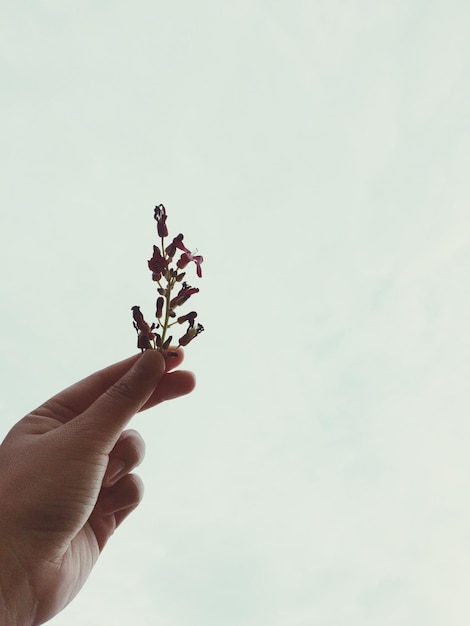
[1,0,470,624]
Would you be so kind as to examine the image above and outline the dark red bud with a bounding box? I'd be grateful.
[177,311,197,326]
[165,234,184,258]
[173,233,185,250]
[156,296,164,318]
[162,336,173,350]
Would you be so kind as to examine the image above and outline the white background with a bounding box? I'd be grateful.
[1,1,470,624]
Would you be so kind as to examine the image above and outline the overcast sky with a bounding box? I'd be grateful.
[1,1,470,624]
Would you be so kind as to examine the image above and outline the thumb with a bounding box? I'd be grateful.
[67,350,165,449]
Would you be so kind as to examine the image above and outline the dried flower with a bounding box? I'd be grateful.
[177,311,197,326]
[156,296,164,319]
[148,245,168,281]
[131,306,157,351]
[170,282,199,308]
[178,323,204,346]
[132,204,204,353]
[154,204,168,237]
[174,237,204,277]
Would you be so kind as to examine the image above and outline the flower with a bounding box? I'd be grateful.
[172,234,203,277]
[178,323,204,346]
[154,204,168,238]
[148,245,169,281]
[132,306,157,351]
[170,282,199,308]
[177,251,204,277]
[177,311,197,326]
[156,296,164,318]
[165,233,184,258]
[132,204,203,353]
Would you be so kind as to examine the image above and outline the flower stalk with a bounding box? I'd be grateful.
[132,204,204,354]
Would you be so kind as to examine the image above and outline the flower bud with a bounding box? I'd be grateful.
[165,233,184,258]
[156,296,164,318]
[162,336,173,350]
[154,204,168,237]
[177,311,197,326]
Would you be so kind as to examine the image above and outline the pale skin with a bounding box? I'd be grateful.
[0,349,195,626]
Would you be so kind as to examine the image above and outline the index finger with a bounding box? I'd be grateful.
[39,349,187,422]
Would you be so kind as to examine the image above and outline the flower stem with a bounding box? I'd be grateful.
[159,234,173,349]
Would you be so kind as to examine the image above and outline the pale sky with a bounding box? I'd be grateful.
[1,1,470,624]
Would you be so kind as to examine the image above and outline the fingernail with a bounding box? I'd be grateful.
[136,349,165,375]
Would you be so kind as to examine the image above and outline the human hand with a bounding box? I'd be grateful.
[0,350,195,626]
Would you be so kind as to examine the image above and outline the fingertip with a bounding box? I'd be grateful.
[164,347,185,372]
[135,349,166,377]
[139,370,196,410]
[159,370,196,401]
[184,370,196,394]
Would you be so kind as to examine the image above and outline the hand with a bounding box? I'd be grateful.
[0,350,195,626]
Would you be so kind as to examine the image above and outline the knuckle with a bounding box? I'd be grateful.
[105,378,135,404]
